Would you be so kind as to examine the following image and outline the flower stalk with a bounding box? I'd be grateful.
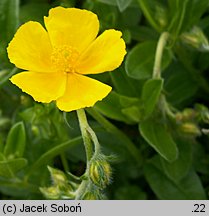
[76,109,94,164]
[153,32,170,79]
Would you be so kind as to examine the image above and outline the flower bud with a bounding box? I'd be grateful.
[48,166,68,186]
[41,167,78,199]
[195,104,209,124]
[20,95,32,107]
[40,186,60,199]
[181,26,209,51]
[179,122,201,136]
[89,155,112,189]
[202,129,209,135]
[31,125,40,137]
[154,4,168,29]
[175,109,196,122]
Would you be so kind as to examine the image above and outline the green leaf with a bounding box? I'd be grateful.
[0,136,4,152]
[0,0,19,66]
[86,1,118,31]
[139,119,178,161]
[114,185,147,199]
[142,78,163,118]
[129,26,158,42]
[118,6,141,28]
[161,137,192,181]
[95,92,132,124]
[4,158,27,174]
[116,0,132,12]
[144,157,206,199]
[0,153,27,178]
[168,0,209,35]
[122,106,142,122]
[110,67,143,97]
[125,41,171,79]
[4,122,26,159]
[120,94,140,107]
[95,91,141,124]
[28,137,82,174]
[167,0,189,37]
[0,180,38,198]
[20,2,51,24]
[164,62,198,107]
[192,141,209,175]
[96,0,118,6]
[96,0,138,7]
[188,0,209,28]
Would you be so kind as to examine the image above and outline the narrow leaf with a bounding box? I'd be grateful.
[4,122,26,158]
[0,153,27,178]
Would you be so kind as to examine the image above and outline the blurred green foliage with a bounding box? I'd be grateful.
[1,0,209,199]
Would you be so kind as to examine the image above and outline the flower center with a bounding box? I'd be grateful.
[51,45,79,73]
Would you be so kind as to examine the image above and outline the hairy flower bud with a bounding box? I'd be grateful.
[89,155,112,189]
[82,191,98,200]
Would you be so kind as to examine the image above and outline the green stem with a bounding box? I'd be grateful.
[87,108,142,166]
[75,180,89,200]
[77,109,95,164]
[153,32,170,79]
[159,95,176,120]
[152,32,177,120]
[138,0,160,32]
[174,0,188,39]
[86,126,100,154]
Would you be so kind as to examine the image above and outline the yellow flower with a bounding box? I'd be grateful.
[7,7,126,112]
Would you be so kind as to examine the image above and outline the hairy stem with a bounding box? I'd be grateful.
[77,109,94,164]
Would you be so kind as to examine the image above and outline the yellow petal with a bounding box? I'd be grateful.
[44,7,99,53]
[7,21,54,72]
[10,72,66,103]
[76,30,126,74]
[56,73,111,112]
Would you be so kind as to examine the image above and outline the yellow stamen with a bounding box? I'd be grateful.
[51,45,79,73]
